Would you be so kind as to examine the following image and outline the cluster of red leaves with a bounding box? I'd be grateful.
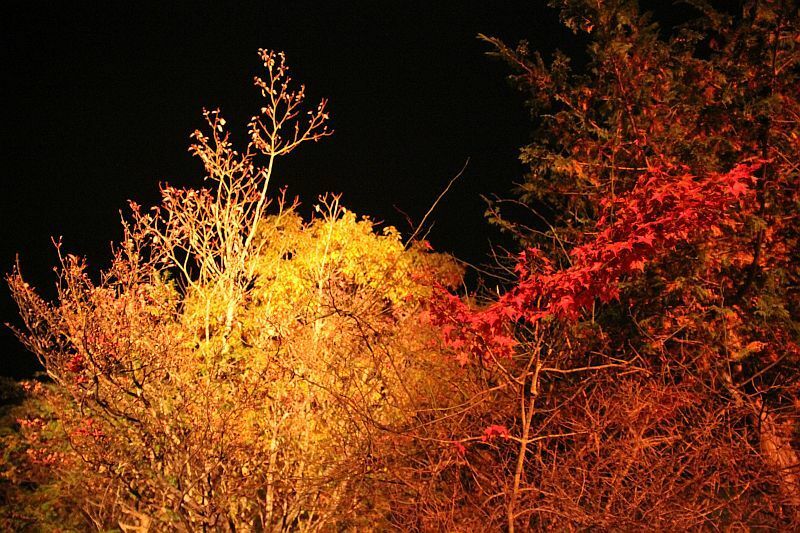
[69,418,105,441]
[64,353,85,374]
[431,162,758,364]
[481,424,511,442]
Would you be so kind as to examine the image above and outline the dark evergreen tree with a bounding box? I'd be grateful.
[429,1,800,529]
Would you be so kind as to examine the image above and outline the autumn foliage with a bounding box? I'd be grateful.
[435,162,759,361]
[417,0,800,530]
[3,1,800,531]
[3,50,461,530]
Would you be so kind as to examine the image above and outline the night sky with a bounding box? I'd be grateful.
[2,1,691,378]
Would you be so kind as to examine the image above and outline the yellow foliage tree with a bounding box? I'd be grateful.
[6,50,461,531]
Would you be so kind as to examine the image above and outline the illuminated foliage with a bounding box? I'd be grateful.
[422,1,800,530]
[4,3,799,531]
[5,51,460,531]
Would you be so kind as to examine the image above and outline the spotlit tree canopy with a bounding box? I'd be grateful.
[3,2,800,531]
[429,0,800,529]
[5,51,461,530]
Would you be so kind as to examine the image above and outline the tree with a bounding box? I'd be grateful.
[5,50,461,531]
[428,1,800,529]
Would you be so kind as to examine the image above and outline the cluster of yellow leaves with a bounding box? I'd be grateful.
[250,201,461,325]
